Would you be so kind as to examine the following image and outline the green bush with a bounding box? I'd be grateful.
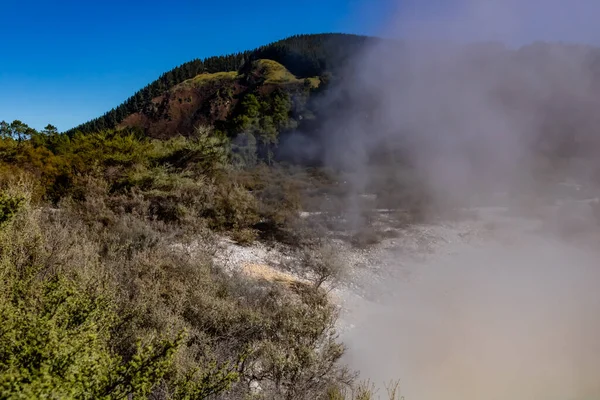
[0,276,181,399]
[0,192,24,226]
[0,191,181,399]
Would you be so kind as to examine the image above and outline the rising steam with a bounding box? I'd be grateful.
[322,1,600,399]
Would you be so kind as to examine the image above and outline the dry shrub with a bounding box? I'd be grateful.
[236,285,351,400]
[300,243,346,290]
[233,165,305,243]
[207,179,260,231]
[0,178,352,399]
[0,183,184,399]
[326,379,403,400]
[231,228,259,245]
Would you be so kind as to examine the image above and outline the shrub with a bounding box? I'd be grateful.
[0,193,24,226]
[0,190,181,399]
[238,286,350,400]
[0,275,181,399]
[300,243,346,290]
[231,228,259,245]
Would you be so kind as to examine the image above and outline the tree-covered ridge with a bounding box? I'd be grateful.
[110,58,318,145]
[67,33,372,135]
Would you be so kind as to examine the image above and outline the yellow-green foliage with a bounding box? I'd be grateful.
[0,126,258,231]
[254,59,300,84]
[176,71,238,89]
[192,70,237,83]
[0,276,181,399]
[0,189,182,399]
[305,77,321,89]
[252,59,320,87]
[0,193,24,226]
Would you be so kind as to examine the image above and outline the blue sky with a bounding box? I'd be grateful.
[0,0,395,131]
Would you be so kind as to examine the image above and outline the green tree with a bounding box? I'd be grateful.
[271,91,291,130]
[234,93,261,132]
[258,116,278,164]
[0,120,37,142]
[231,132,258,167]
[242,94,260,119]
[42,124,59,136]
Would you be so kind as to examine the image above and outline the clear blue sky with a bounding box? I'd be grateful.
[0,0,395,131]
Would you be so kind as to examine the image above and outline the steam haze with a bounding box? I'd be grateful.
[391,0,600,46]
[323,0,600,208]
[327,1,600,399]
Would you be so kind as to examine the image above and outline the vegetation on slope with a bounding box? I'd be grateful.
[0,122,368,399]
[67,33,371,135]
[7,32,600,399]
[112,59,317,141]
[68,35,600,170]
[176,71,239,89]
[253,59,302,84]
[0,106,430,398]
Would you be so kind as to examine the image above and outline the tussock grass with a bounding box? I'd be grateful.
[254,59,301,84]
[176,71,238,89]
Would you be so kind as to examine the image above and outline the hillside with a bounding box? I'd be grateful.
[67,33,372,135]
[5,32,600,400]
[70,35,600,170]
[116,59,320,139]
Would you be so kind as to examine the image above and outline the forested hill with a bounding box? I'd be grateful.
[68,33,600,164]
[67,33,373,135]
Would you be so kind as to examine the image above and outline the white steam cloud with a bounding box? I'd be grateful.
[328,1,600,399]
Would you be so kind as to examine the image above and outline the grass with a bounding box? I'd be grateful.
[160,61,319,105]
[153,59,313,92]
[176,71,238,89]
[254,59,301,84]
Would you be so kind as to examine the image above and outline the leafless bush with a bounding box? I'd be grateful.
[300,243,346,290]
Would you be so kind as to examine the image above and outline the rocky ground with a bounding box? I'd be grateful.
[211,207,495,330]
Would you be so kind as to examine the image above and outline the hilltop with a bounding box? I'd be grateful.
[116,59,320,139]
[67,33,373,136]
